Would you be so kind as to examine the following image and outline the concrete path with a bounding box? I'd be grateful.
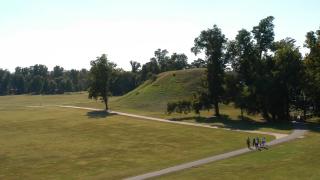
[124,122,307,180]
[50,105,307,179]
[58,105,288,139]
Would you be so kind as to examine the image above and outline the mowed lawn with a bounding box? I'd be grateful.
[157,131,320,180]
[0,93,292,134]
[0,92,104,109]
[0,103,273,179]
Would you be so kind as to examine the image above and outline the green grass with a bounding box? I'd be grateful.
[0,70,318,179]
[157,131,320,180]
[0,69,293,134]
[0,102,273,179]
[0,68,293,136]
[110,68,205,112]
[108,69,292,134]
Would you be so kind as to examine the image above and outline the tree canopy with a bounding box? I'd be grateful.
[88,54,115,110]
[191,25,227,116]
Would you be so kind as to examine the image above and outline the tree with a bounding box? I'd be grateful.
[141,58,160,81]
[12,67,26,94]
[304,28,320,115]
[110,69,137,96]
[30,75,43,94]
[252,16,275,58]
[52,66,64,78]
[223,72,248,120]
[170,53,188,70]
[154,49,170,72]
[68,69,79,91]
[191,58,206,68]
[130,60,141,73]
[271,38,303,120]
[249,16,277,119]
[191,25,227,116]
[88,54,116,110]
[225,29,257,117]
[0,69,11,95]
[79,68,89,91]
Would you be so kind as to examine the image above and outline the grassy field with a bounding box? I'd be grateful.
[0,97,273,179]
[0,91,292,134]
[0,68,318,179]
[0,69,293,134]
[108,69,293,134]
[157,130,320,180]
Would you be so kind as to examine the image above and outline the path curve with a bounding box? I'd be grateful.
[125,123,306,180]
[54,106,307,180]
[33,105,308,180]
[57,105,288,139]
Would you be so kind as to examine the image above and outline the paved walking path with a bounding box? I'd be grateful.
[58,105,288,139]
[125,122,307,180]
[51,105,306,179]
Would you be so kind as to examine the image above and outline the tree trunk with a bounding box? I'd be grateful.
[285,100,289,121]
[214,101,220,116]
[303,101,307,121]
[285,92,290,121]
[104,96,109,111]
[271,113,276,122]
[240,107,244,121]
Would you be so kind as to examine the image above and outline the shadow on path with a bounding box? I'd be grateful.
[305,121,320,133]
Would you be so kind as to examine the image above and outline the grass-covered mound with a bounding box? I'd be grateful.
[110,68,205,113]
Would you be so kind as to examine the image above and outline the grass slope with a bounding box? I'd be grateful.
[110,68,205,113]
[108,69,292,134]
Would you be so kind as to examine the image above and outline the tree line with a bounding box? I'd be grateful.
[0,65,89,95]
[0,49,201,96]
[167,16,320,121]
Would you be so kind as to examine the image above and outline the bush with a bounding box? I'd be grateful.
[167,100,192,115]
[167,102,177,115]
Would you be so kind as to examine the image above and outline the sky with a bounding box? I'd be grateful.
[0,0,319,72]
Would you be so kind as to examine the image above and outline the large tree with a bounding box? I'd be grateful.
[191,25,227,116]
[304,29,320,115]
[226,29,259,116]
[226,17,305,121]
[88,54,115,110]
[252,16,275,58]
[130,60,141,73]
[154,49,170,72]
[0,69,11,95]
[170,53,188,70]
[271,38,303,120]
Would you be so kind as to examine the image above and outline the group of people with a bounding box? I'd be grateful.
[246,137,267,150]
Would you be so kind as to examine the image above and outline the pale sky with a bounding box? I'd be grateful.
[0,0,319,72]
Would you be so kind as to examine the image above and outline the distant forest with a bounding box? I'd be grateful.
[0,49,203,96]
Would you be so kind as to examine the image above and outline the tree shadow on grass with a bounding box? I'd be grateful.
[86,110,117,119]
[305,119,320,133]
[169,114,294,132]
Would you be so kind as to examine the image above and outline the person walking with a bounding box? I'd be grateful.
[246,137,251,149]
[262,137,266,148]
[259,137,262,147]
[255,137,259,149]
[252,137,256,148]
